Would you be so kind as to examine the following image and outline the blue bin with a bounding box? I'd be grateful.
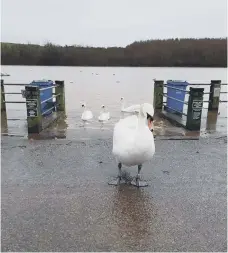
[30,80,54,116]
[166,80,188,114]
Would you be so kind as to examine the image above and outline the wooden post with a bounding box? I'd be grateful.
[25,85,42,134]
[55,80,65,112]
[186,87,204,131]
[153,80,164,110]
[208,80,221,111]
[1,79,6,112]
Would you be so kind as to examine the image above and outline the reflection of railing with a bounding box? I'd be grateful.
[153,80,227,131]
[1,79,65,134]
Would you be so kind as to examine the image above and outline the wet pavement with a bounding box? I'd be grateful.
[1,133,227,252]
[2,110,227,140]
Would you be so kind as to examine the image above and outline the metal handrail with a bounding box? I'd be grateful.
[41,94,60,104]
[40,85,58,91]
[3,101,26,103]
[189,83,227,86]
[163,94,188,105]
[163,85,189,93]
[41,106,56,116]
[2,83,28,86]
[3,92,22,94]
[164,105,187,116]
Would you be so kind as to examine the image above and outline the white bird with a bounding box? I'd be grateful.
[98,105,110,122]
[81,103,93,126]
[120,97,154,119]
[120,97,140,114]
[109,103,155,187]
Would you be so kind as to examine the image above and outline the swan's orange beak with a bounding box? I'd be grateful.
[148,119,154,132]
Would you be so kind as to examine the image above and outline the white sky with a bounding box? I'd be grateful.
[1,0,227,47]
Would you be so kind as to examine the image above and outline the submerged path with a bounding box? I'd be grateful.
[1,134,227,252]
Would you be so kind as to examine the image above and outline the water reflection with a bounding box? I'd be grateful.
[206,111,218,131]
[1,111,8,134]
[28,112,68,140]
[111,185,156,249]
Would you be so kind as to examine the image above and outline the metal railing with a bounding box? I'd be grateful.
[1,79,65,134]
[153,80,227,131]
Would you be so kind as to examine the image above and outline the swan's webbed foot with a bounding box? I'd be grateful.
[108,163,124,186]
[108,176,124,186]
[131,165,148,187]
[131,178,148,187]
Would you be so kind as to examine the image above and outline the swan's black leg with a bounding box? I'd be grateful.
[108,162,123,186]
[131,165,148,187]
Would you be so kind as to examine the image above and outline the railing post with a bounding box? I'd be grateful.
[25,85,42,134]
[1,79,6,112]
[208,80,221,111]
[153,80,164,110]
[55,80,65,112]
[186,87,204,131]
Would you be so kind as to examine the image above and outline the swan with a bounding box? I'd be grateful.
[121,97,154,119]
[98,105,110,122]
[81,103,93,124]
[109,103,155,187]
[120,97,140,114]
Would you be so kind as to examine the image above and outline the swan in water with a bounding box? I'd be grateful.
[81,103,93,125]
[120,97,140,114]
[109,103,155,187]
[98,105,110,122]
[120,98,154,119]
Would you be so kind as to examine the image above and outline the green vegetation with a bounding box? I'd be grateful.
[1,38,227,67]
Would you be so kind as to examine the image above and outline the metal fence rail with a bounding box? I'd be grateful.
[1,79,66,134]
[163,94,188,105]
[154,79,227,131]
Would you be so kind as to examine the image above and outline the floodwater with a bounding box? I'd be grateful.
[1,66,227,138]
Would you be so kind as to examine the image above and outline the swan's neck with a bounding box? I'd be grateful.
[83,106,86,112]
[121,99,125,110]
[137,105,147,128]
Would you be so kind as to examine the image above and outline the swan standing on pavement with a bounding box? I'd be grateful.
[81,103,93,126]
[109,103,155,187]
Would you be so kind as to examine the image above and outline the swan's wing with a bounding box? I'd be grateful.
[119,115,138,129]
[82,110,93,120]
[112,120,135,156]
[98,112,110,121]
[122,104,140,113]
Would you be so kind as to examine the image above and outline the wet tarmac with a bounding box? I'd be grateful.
[1,134,227,252]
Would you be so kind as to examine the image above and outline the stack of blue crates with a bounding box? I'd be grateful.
[166,80,189,114]
[30,80,54,116]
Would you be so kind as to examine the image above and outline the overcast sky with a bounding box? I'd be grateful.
[1,0,227,47]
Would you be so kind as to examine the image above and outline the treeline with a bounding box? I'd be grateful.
[1,38,227,67]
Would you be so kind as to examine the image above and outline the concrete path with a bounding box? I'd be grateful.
[1,135,227,252]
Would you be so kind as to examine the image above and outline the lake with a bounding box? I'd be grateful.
[1,66,227,137]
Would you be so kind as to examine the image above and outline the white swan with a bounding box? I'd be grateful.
[120,97,140,113]
[98,105,110,122]
[81,103,93,125]
[110,103,155,187]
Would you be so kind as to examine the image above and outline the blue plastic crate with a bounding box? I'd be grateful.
[166,80,189,114]
[30,80,54,116]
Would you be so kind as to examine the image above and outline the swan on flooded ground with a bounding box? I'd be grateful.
[98,105,110,127]
[81,103,93,126]
[120,97,140,115]
[109,103,155,187]
[120,97,154,119]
